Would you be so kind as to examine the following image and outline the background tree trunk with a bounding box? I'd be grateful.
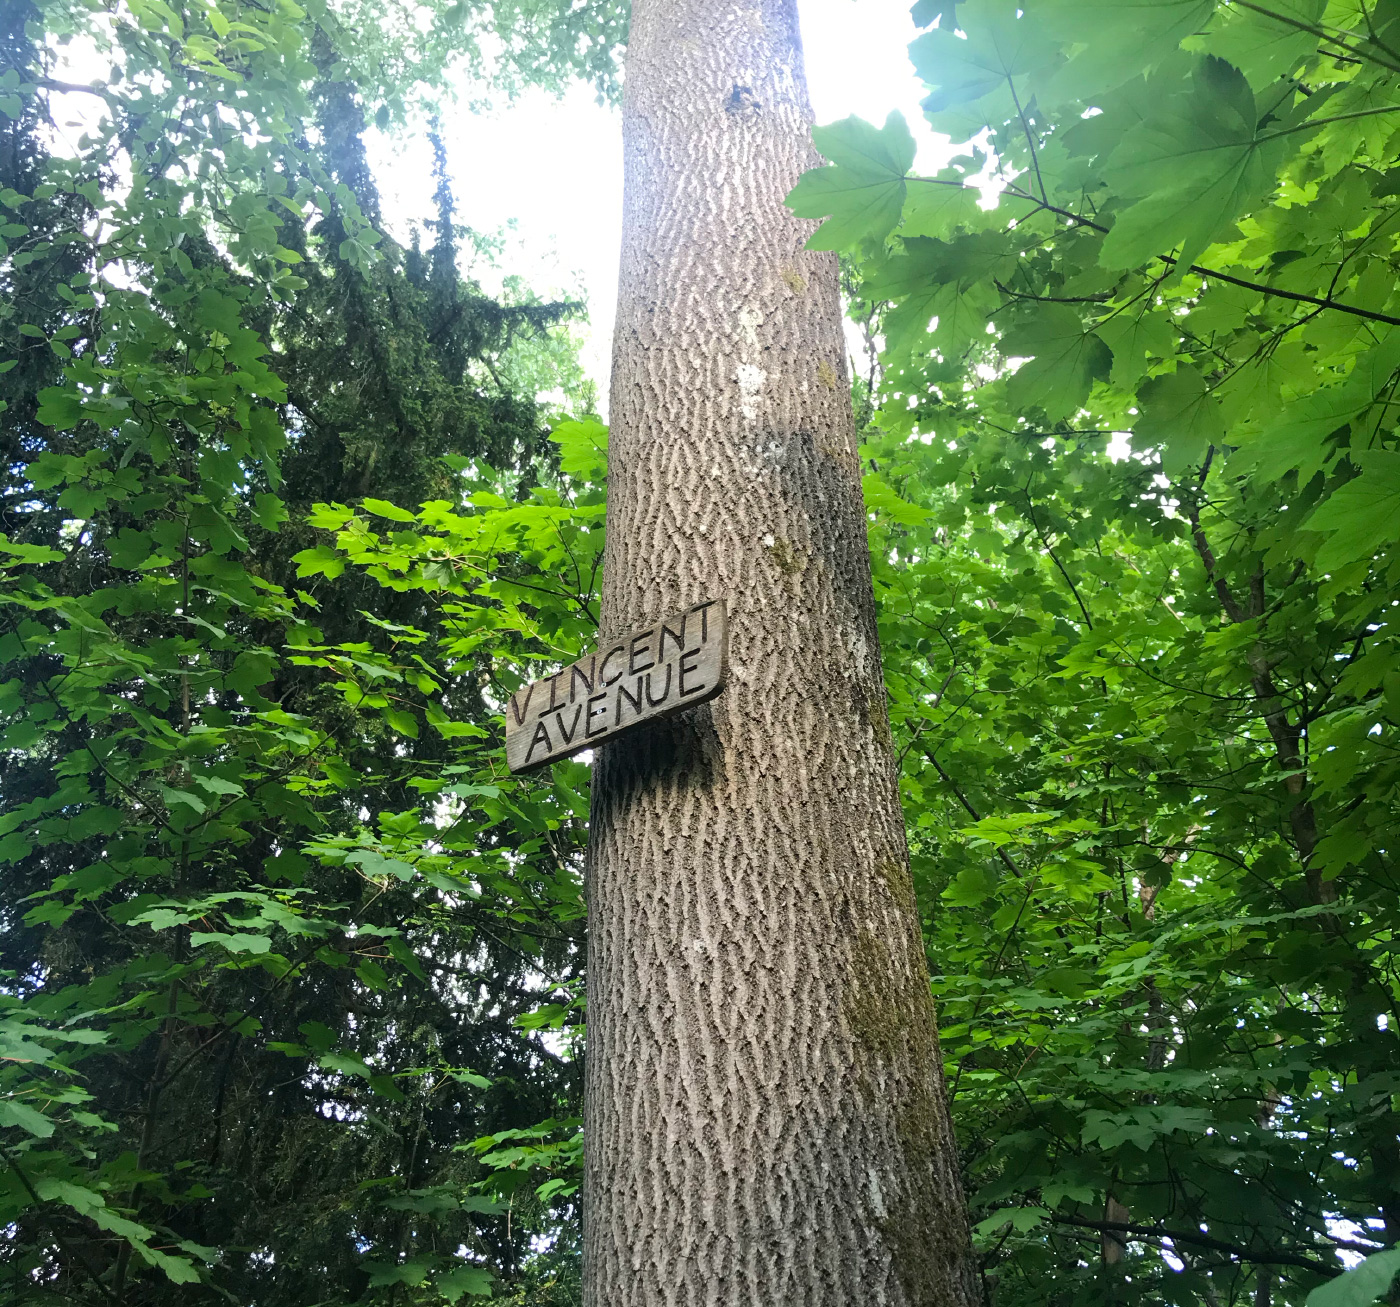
[584,0,977,1302]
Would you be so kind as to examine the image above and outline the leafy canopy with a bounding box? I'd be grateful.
[790,1,1400,1303]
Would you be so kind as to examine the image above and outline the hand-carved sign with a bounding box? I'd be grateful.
[504,599,728,773]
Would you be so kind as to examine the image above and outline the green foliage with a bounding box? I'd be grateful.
[792,1,1400,1302]
[1308,1249,1400,1307]
[787,112,917,251]
[9,0,1400,1304]
[0,0,616,1297]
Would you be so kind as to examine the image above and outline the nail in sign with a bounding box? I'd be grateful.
[504,599,728,773]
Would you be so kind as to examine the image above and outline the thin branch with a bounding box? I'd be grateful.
[36,77,121,103]
[1008,78,1048,205]
[923,748,1025,885]
[1255,102,1400,146]
[1185,458,1250,626]
[1021,497,1093,630]
[1053,1215,1342,1276]
[1229,0,1400,74]
[909,178,1400,328]
[1,1147,122,1303]
[995,279,1111,305]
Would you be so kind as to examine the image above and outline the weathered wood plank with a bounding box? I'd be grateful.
[504,599,727,773]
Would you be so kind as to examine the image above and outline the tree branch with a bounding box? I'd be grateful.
[1228,0,1400,75]
[1053,1214,1343,1276]
[1020,496,1094,630]
[911,179,1400,328]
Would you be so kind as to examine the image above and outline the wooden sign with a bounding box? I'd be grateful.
[505,599,728,773]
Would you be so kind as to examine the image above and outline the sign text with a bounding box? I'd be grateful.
[504,599,727,773]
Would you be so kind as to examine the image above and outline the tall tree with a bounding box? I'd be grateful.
[583,1,976,1302]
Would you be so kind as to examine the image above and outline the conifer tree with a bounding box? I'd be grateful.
[0,0,611,1298]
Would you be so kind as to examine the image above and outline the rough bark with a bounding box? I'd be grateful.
[583,1,976,1303]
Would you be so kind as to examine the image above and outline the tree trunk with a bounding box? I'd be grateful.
[583,1,976,1303]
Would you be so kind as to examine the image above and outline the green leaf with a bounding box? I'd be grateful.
[107,527,156,569]
[534,1176,576,1202]
[363,497,417,522]
[960,811,1058,846]
[1307,450,1400,571]
[131,907,195,931]
[0,1098,54,1137]
[158,785,208,815]
[1239,332,1400,484]
[1305,1249,1400,1307]
[787,112,915,251]
[1036,0,1215,102]
[437,1264,494,1301]
[1095,309,1177,389]
[193,774,244,797]
[35,1178,104,1214]
[292,545,346,579]
[194,287,242,335]
[34,387,84,430]
[900,176,986,240]
[306,503,356,530]
[911,0,957,26]
[1134,364,1223,476]
[140,1247,202,1284]
[1202,0,1326,87]
[189,931,273,954]
[367,1258,431,1287]
[343,849,416,880]
[1100,57,1288,271]
[550,418,609,480]
[383,707,419,738]
[252,492,288,531]
[863,472,929,526]
[868,229,1012,362]
[1001,305,1112,421]
[944,865,999,907]
[320,1051,375,1079]
[0,534,63,564]
[1081,1105,1213,1150]
[90,1206,154,1241]
[975,1205,1049,1236]
[911,1,1058,114]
